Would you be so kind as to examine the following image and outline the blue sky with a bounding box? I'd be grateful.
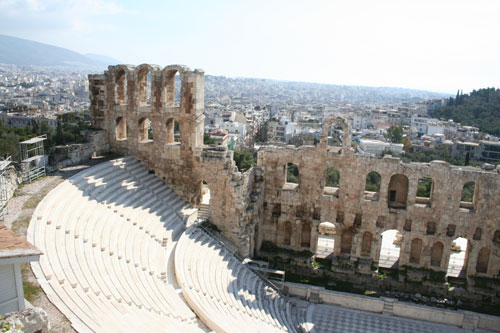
[1,0,499,93]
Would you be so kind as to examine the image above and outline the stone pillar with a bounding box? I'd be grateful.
[310,220,319,253]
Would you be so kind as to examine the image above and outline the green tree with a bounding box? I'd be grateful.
[385,125,404,143]
[204,133,216,145]
[286,163,299,184]
[402,136,412,153]
[365,172,381,192]
[325,167,340,187]
[417,178,433,198]
[233,150,256,172]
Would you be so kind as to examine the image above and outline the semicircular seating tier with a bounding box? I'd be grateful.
[175,226,304,333]
[27,156,205,332]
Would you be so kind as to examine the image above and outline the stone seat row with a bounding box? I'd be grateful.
[28,157,205,332]
[175,226,299,333]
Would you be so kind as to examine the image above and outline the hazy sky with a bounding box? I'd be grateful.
[1,0,499,93]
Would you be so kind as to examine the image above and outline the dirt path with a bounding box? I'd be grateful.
[1,156,116,333]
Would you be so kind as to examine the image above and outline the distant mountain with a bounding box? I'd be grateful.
[0,34,116,68]
[84,53,121,65]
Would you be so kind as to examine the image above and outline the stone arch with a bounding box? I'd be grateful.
[197,180,211,221]
[301,222,311,248]
[361,231,372,256]
[364,171,381,201]
[431,241,444,267]
[324,167,340,196]
[447,237,469,278]
[460,181,478,210]
[283,221,292,246]
[416,177,433,205]
[492,230,500,244]
[476,247,490,274]
[162,65,188,108]
[136,64,155,106]
[340,228,353,254]
[114,68,128,105]
[410,238,423,264]
[473,227,482,240]
[320,117,352,152]
[115,116,127,141]
[138,117,153,143]
[388,174,409,209]
[379,229,401,268]
[316,222,336,258]
[285,162,299,184]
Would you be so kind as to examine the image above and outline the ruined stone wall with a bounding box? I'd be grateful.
[89,64,500,277]
[89,65,257,256]
[257,133,500,278]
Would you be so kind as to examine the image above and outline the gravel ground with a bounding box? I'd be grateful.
[1,156,116,333]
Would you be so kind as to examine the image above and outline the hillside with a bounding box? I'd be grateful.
[429,88,500,136]
[0,34,112,68]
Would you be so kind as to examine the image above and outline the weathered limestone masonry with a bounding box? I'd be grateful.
[89,64,261,256]
[89,64,500,280]
[258,119,500,279]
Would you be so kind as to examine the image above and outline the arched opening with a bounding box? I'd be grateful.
[165,118,175,144]
[379,230,401,268]
[174,120,180,142]
[460,181,477,210]
[115,117,127,141]
[137,68,152,106]
[327,122,344,148]
[138,117,153,143]
[361,231,372,256]
[431,242,444,267]
[323,167,340,196]
[447,237,469,278]
[115,69,127,105]
[494,230,500,244]
[316,222,335,259]
[416,177,433,206]
[410,238,423,264]
[476,247,490,274]
[164,70,181,107]
[340,228,352,255]
[364,171,381,201]
[285,162,299,185]
[301,222,311,248]
[476,247,490,273]
[198,180,211,222]
[473,227,482,240]
[283,221,292,246]
[387,174,408,209]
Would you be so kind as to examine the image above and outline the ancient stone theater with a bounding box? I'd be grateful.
[27,64,500,332]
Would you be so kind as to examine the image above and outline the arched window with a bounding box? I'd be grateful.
[364,171,381,201]
[388,174,409,209]
[431,242,443,267]
[285,162,299,184]
[316,222,335,258]
[138,117,153,143]
[324,167,340,196]
[473,227,482,240]
[361,232,372,256]
[447,237,468,277]
[137,68,152,106]
[460,181,477,210]
[416,177,433,206]
[476,247,490,273]
[115,117,127,141]
[283,222,292,246]
[410,238,422,264]
[379,230,401,268]
[115,69,127,105]
[163,70,181,107]
[340,228,352,254]
[174,120,180,142]
[301,222,311,248]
